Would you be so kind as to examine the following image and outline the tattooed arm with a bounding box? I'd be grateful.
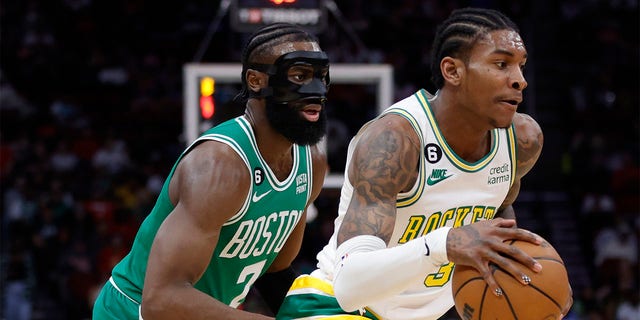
[496,113,544,220]
[337,113,421,246]
[333,113,446,311]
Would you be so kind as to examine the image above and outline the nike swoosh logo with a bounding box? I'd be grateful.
[426,174,452,186]
[252,190,272,202]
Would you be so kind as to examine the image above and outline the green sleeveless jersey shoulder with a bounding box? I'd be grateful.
[111,116,313,307]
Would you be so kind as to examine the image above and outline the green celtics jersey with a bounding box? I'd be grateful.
[111,115,313,308]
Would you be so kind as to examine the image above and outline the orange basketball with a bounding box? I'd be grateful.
[452,238,572,319]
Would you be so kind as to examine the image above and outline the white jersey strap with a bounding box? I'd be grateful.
[109,276,140,305]
[332,227,451,312]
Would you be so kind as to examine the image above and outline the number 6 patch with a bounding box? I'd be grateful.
[253,167,265,185]
[424,143,443,164]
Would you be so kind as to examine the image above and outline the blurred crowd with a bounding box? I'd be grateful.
[1,1,638,319]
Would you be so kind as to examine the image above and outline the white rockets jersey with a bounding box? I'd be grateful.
[313,89,517,319]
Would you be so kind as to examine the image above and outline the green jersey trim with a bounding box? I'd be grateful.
[507,123,517,187]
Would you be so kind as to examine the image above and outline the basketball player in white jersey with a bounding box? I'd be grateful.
[277,7,573,320]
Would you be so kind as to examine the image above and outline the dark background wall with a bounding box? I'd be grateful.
[1,1,638,319]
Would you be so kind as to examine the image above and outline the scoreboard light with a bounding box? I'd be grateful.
[199,77,215,119]
[230,0,327,33]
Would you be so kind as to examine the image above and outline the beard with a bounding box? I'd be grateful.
[265,99,327,146]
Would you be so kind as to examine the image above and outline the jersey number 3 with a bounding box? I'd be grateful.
[424,262,454,287]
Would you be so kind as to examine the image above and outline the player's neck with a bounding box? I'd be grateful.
[430,94,492,163]
[244,107,294,179]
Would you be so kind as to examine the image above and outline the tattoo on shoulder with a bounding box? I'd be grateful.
[516,117,543,176]
[517,133,541,166]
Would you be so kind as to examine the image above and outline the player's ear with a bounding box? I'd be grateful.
[441,57,464,86]
[247,69,267,94]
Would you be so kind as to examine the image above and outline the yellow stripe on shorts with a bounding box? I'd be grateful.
[288,275,335,296]
[280,275,381,320]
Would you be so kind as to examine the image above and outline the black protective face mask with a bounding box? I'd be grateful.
[251,50,331,145]
[249,50,330,104]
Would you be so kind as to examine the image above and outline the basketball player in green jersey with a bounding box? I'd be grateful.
[92,23,330,319]
[278,8,572,320]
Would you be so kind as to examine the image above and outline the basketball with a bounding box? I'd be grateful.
[452,238,572,319]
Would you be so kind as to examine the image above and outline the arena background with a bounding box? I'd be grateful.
[1,1,638,319]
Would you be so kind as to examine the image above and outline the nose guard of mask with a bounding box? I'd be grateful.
[249,51,330,104]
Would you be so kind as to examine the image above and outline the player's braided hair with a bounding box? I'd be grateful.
[235,23,319,103]
[430,7,520,89]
